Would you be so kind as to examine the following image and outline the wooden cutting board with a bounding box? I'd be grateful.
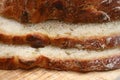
[0,68,120,80]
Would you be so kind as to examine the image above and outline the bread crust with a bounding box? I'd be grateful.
[0,33,120,50]
[0,0,120,23]
[0,55,120,72]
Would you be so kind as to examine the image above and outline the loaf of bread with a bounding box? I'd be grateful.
[0,0,120,73]
[0,43,120,72]
[0,16,120,50]
[0,0,120,23]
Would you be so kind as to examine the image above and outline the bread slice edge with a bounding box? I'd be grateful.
[0,43,120,72]
[0,16,120,50]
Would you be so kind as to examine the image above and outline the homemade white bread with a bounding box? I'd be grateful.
[0,0,120,73]
[0,43,120,72]
[0,17,120,50]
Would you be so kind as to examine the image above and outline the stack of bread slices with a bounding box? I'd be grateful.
[0,0,120,72]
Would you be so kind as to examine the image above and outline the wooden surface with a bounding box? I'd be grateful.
[0,68,120,80]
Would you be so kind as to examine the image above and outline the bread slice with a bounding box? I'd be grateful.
[0,16,120,50]
[0,43,120,72]
[0,0,120,23]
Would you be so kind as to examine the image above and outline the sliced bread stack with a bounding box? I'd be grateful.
[0,0,119,72]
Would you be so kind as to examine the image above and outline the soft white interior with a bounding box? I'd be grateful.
[0,17,120,38]
[0,43,120,61]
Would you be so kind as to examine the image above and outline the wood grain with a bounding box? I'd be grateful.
[0,68,120,80]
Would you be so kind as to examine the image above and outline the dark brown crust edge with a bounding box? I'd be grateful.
[1,33,120,50]
[0,0,120,23]
[0,55,120,72]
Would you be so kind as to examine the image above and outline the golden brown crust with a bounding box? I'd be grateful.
[0,33,120,50]
[0,0,120,23]
[0,55,120,72]
[0,33,50,48]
